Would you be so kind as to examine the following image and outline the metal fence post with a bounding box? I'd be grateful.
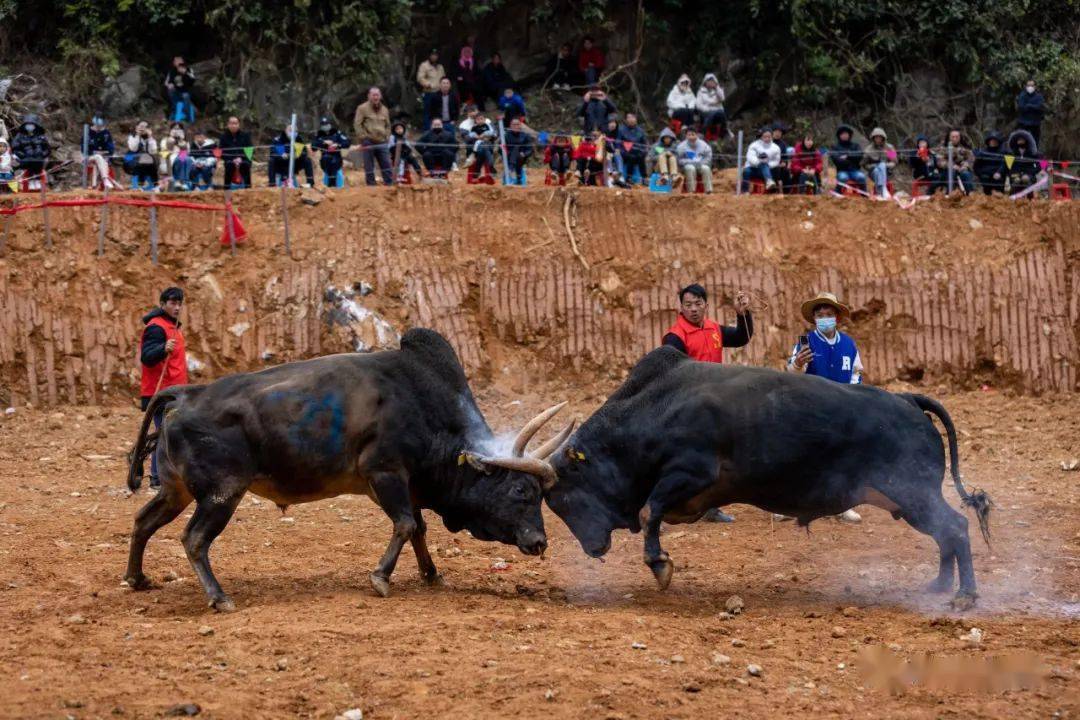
[225,188,237,256]
[40,172,51,249]
[498,118,511,186]
[1,199,13,255]
[947,144,954,194]
[735,130,744,195]
[287,111,297,188]
[280,184,291,255]
[81,124,90,189]
[98,185,109,257]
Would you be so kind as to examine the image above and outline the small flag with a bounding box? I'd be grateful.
[212,147,222,159]
[1039,159,1049,171]
[1062,161,1070,169]
[537,131,549,146]
[159,149,169,159]
[570,135,582,150]
[7,181,17,192]
[294,142,305,157]
[1004,154,1015,170]
[622,141,634,152]
[178,150,188,161]
[243,146,255,161]
[886,149,897,161]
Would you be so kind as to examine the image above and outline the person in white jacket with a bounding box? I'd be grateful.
[741,126,781,191]
[676,128,713,193]
[126,120,159,190]
[696,73,730,138]
[666,73,696,128]
[0,138,14,189]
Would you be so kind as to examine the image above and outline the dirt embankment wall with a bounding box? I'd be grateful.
[0,185,1077,407]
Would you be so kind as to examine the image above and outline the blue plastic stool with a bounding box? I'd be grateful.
[503,169,528,186]
[323,169,345,188]
[172,97,196,124]
[649,172,673,193]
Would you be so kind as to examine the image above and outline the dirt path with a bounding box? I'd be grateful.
[0,387,1077,719]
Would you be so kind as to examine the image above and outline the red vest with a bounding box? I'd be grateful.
[665,314,724,363]
[140,316,188,396]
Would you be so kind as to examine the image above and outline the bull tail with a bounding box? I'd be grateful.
[903,393,993,546]
[126,387,187,493]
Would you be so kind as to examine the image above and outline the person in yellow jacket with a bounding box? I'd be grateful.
[353,87,393,186]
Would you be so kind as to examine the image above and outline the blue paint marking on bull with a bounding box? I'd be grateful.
[288,391,346,457]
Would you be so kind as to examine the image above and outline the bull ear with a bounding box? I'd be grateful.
[531,421,575,460]
[477,455,558,490]
[458,451,492,474]
[511,401,568,457]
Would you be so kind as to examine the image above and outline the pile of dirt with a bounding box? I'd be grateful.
[0,184,1077,407]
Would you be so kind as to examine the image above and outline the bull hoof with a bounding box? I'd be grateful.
[648,555,674,591]
[924,576,953,594]
[423,573,446,588]
[210,596,236,613]
[370,573,391,598]
[123,574,152,591]
[948,591,977,612]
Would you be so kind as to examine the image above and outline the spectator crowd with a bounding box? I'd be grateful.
[0,42,1062,199]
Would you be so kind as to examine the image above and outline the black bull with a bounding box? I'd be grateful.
[543,348,993,608]
[124,329,569,611]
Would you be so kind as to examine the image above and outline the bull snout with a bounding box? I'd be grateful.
[517,530,548,557]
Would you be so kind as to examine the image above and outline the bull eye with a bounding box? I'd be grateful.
[510,483,529,500]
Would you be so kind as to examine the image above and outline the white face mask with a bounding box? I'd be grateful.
[25,124,36,132]
[1026,85,1035,93]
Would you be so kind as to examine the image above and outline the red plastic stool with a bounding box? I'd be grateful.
[749,179,766,195]
[681,178,707,194]
[1050,183,1071,201]
[544,169,567,186]
[397,169,413,185]
[466,164,495,185]
[911,178,930,196]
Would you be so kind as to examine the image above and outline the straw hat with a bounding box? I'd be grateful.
[800,292,849,323]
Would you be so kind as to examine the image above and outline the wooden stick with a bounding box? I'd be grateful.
[149,203,159,265]
[562,195,589,271]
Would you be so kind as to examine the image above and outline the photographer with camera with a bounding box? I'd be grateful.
[125,120,159,190]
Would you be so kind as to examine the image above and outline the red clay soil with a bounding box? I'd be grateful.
[0,184,1078,718]
[1,184,1078,409]
[0,384,1077,719]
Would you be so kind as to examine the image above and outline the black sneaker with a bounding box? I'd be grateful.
[702,508,735,523]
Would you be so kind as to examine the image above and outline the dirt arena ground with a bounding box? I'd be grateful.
[1,382,1077,719]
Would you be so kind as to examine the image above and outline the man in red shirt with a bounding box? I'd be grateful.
[661,283,753,522]
[139,287,188,489]
[577,36,606,86]
[662,283,753,362]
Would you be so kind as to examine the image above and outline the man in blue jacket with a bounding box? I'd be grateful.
[786,291,863,522]
[615,112,648,185]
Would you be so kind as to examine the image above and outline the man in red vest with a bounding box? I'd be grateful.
[661,283,754,522]
[139,286,188,489]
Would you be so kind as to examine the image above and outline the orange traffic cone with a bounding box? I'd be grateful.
[219,210,248,246]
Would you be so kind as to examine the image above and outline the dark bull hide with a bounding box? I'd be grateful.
[124,328,571,611]
[540,348,993,609]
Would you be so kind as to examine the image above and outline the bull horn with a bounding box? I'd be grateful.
[531,421,576,461]
[511,401,568,458]
[479,455,558,490]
